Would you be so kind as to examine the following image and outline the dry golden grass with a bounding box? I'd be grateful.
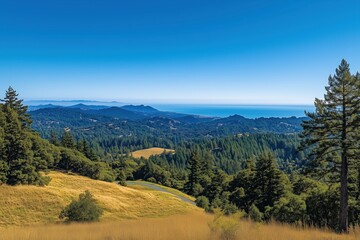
[127,181,196,202]
[1,211,359,240]
[131,147,175,159]
[0,171,198,227]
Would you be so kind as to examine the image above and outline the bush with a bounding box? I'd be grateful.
[196,196,210,210]
[222,203,238,216]
[248,204,263,222]
[209,209,243,240]
[272,194,306,224]
[59,190,103,222]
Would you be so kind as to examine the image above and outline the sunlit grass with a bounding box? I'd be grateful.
[131,147,175,159]
[1,212,359,240]
[127,180,195,202]
[0,171,197,226]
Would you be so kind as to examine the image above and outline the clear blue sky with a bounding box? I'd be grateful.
[1,0,360,104]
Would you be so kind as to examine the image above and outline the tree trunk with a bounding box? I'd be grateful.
[339,152,348,232]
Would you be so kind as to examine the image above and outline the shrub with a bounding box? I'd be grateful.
[209,209,242,240]
[196,196,210,209]
[222,203,238,216]
[59,190,103,222]
[248,204,263,222]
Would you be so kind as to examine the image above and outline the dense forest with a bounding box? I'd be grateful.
[1,60,360,233]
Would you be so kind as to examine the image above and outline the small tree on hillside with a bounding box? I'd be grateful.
[59,190,103,222]
[61,131,75,149]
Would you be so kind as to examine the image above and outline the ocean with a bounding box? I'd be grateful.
[151,104,315,119]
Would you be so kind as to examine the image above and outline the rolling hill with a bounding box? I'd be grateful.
[0,171,198,227]
[29,104,307,142]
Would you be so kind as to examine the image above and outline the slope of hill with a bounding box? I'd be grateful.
[121,104,160,114]
[131,147,175,159]
[0,171,198,227]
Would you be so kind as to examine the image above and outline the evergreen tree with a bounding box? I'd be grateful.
[0,106,8,183]
[61,131,75,149]
[185,150,202,196]
[3,106,40,185]
[1,86,32,127]
[254,151,289,213]
[50,131,60,146]
[301,60,360,232]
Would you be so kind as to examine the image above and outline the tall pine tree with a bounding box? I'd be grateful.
[185,150,202,196]
[301,59,360,232]
[1,86,32,128]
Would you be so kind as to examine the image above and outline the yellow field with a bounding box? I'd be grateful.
[131,147,175,159]
[1,212,359,240]
[0,171,197,227]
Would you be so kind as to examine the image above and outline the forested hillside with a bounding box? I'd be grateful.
[1,60,360,233]
[0,87,115,185]
[30,105,305,141]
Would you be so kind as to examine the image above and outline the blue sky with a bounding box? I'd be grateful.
[1,0,360,104]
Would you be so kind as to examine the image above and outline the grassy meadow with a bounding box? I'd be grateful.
[1,171,359,240]
[1,212,359,240]
[131,147,175,159]
[0,171,197,226]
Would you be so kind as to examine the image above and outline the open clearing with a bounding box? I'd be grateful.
[131,147,175,159]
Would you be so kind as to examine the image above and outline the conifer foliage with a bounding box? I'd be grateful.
[0,87,48,185]
[301,59,360,232]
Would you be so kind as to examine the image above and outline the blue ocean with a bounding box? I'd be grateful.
[152,104,315,119]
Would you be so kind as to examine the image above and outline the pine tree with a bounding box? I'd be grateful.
[254,151,289,213]
[301,59,360,232]
[0,107,8,183]
[2,106,39,185]
[1,86,32,127]
[185,150,202,196]
[50,131,60,146]
[61,131,75,149]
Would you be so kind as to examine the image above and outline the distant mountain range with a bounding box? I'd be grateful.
[29,104,307,140]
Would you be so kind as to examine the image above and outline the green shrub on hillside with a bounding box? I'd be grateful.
[59,190,103,222]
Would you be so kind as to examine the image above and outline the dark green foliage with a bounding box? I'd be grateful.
[133,160,172,186]
[222,203,238,216]
[1,86,32,128]
[254,152,290,213]
[2,106,45,185]
[248,204,263,222]
[61,131,76,149]
[0,87,115,185]
[301,60,360,232]
[305,186,339,229]
[58,147,115,182]
[59,190,103,222]
[185,150,202,196]
[50,131,60,146]
[272,194,306,224]
[196,196,210,210]
[116,170,127,186]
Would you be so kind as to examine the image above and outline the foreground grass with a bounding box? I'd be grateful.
[1,212,359,240]
[131,147,175,159]
[0,171,197,226]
